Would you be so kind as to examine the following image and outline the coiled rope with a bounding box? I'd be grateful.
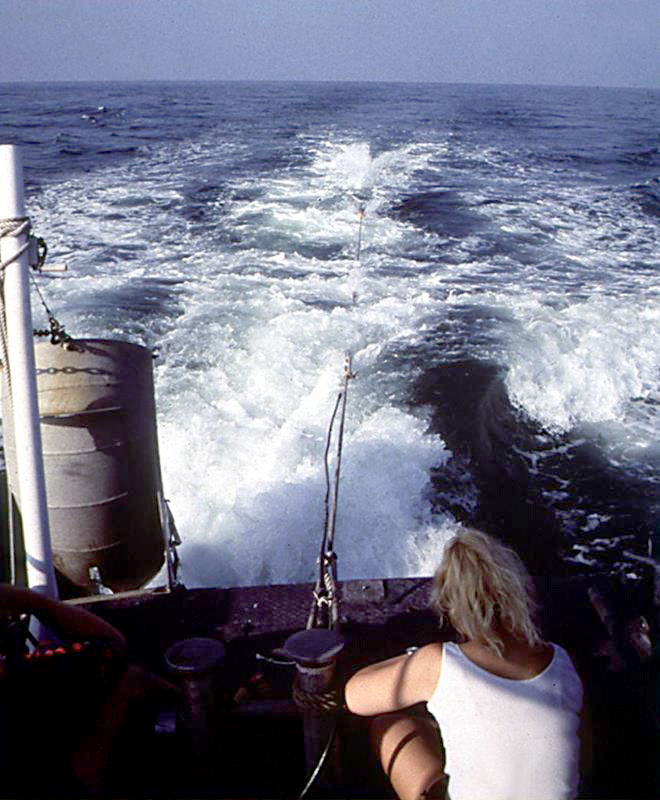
[0,216,33,401]
[292,677,343,714]
[0,218,32,270]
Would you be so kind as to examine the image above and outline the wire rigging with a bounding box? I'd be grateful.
[307,353,355,631]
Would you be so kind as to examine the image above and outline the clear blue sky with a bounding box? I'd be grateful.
[1,0,658,88]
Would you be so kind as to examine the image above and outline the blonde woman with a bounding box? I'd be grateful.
[345,529,584,800]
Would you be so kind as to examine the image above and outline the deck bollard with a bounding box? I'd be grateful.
[283,628,345,796]
[165,637,226,779]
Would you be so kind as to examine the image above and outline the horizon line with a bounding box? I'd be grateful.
[0,77,658,92]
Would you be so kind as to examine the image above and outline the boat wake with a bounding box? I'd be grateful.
[3,81,657,587]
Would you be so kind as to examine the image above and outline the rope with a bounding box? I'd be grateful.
[0,218,30,237]
[298,354,354,799]
[0,215,73,350]
[0,227,27,575]
[255,652,295,667]
[0,217,31,403]
[327,355,352,554]
[0,218,31,274]
[307,353,354,631]
[356,206,365,262]
[0,215,68,587]
[292,677,343,714]
[297,718,339,800]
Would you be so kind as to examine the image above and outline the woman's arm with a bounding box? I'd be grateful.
[345,642,443,716]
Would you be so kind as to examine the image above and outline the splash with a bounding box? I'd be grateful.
[505,295,660,437]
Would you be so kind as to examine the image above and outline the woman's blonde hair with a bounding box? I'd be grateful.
[430,528,542,657]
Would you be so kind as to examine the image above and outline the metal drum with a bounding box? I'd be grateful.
[2,338,166,593]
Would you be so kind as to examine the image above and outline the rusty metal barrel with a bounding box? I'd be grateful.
[2,338,166,593]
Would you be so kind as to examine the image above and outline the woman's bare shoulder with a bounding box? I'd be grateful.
[415,642,444,661]
[410,642,444,699]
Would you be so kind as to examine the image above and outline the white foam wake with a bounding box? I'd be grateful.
[503,294,660,439]
[26,135,459,587]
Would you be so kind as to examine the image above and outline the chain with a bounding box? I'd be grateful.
[0,215,72,348]
[29,272,74,346]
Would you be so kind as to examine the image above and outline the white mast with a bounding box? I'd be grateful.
[0,144,58,599]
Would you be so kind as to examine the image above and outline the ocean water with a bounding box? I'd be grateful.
[1,81,658,587]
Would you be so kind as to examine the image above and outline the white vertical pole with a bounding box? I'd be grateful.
[0,144,58,600]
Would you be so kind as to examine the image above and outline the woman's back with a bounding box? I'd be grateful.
[427,639,583,800]
[458,635,553,680]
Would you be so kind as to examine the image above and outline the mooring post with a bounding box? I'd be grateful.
[284,628,345,797]
[165,637,226,782]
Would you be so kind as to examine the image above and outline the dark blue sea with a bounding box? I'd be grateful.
[1,81,659,587]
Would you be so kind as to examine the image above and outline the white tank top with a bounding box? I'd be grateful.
[426,641,583,800]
